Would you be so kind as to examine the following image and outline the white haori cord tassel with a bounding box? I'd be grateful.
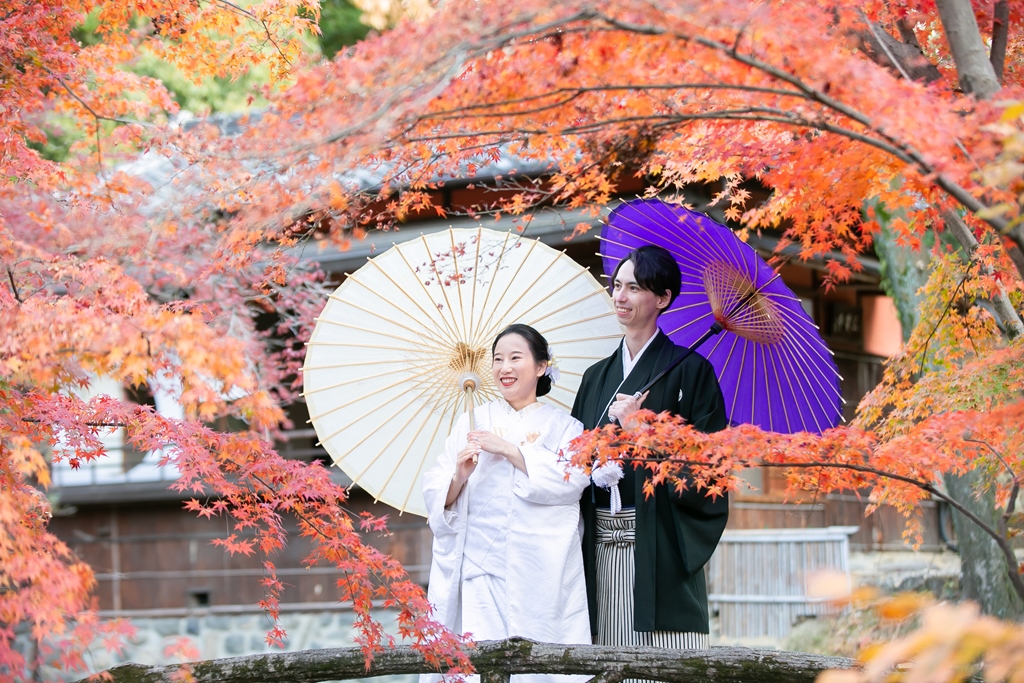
[592,460,624,515]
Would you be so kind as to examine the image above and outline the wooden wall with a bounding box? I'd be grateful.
[50,485,945,613]
[48,492,433,612]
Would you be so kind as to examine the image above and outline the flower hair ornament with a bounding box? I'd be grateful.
[544,348,561,384]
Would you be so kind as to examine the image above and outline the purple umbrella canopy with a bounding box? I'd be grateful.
[601,198,843,434]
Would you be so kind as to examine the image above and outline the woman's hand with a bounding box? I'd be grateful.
[467,430,513,458]
[468,430,528,474]
[446,444,481,507]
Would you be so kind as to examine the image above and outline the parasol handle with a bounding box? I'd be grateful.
[461,375,479,464]
[633,321,723,398]
[466,384,476,431]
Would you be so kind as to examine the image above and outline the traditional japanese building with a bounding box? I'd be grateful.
[43,152,939,669]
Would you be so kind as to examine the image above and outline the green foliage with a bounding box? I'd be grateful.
[317,0,372,58]
[25,118,83,163]
[71,10,104,47]
[129,51,270,114]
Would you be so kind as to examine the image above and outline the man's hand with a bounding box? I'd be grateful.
[608,390,649,427]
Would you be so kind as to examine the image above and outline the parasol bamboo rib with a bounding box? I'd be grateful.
[306,341,420,352]
[318,390,424,450]
[302,366,415,396]
[546,395,571,411]
[476,251,569,344]
[765,343,794,433]
[423,234,464,341]
[664,300,712,315]
[773,334,842,426]
[306,364,438,423]
[470,230,515,349]
[509,266,593,325]
[773,314,843,385]
[744,336,759,426]
[540,313,623,334]
[324,295,451,349]
[350,399,436,485]
[348,267,452,342]
[450,229,470,342]
[769,339,828,432]
[311,319,426,347]
[301,360,408,371]
[390,243,463,343]
[472,239,544,346]
[731,336,750,425]
[471,240,552,344]
[647,201,741,267]
[603,212,727,271]
[353,385,467,508]
[468,227,483,347]
[523,288,607,328]
[398,405,452,512]
[537,334,624,342]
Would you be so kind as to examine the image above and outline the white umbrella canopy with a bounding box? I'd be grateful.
[303,227,621,516]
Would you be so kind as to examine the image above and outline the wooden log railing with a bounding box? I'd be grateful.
[90,637,855,683]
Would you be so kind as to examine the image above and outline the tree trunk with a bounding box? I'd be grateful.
[88,638,855,683]
[945,472,1024,620]
[934,0,1002,97]
[941,211,1024,338]
[991,0,1009,82]
[871,205,931,339]
[873,208,1024,619]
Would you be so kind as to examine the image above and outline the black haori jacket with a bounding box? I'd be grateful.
[571,330,729,636]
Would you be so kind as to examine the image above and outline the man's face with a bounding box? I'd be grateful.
[612,259,671,330]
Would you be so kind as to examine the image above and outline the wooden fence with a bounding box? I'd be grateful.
[707,526,857,640]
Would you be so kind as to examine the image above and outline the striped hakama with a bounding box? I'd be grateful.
[595,508,709,649]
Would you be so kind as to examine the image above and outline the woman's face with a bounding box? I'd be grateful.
[491,333,547,409]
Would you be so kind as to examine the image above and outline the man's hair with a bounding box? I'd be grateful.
[611,244,681,310]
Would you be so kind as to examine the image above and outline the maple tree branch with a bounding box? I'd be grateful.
[583,13,1019,246]
[914,259,977,370]
[859,13,912,82]
[855,15,942,84]
[21,417,125,428]
[244,471,434,631]
[422,83,807,120]
[44,70,155,130]
[962,437,1019,484]
[619,453,1024,601]
[404,108,923,176]
[213,0,291,66]
[6,268,22,304]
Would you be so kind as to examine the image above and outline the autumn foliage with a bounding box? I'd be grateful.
[4,0,1024,680]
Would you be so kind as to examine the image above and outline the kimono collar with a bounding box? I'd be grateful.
[497,398,543,418]
[621,329,659,379]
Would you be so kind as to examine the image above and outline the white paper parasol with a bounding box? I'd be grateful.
[303,227,621,516]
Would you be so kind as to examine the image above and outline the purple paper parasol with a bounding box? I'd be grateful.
[601,198,843,434]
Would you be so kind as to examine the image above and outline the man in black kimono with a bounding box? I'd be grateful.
[571,244,728,648]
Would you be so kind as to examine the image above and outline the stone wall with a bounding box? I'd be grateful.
[16,609,418,683]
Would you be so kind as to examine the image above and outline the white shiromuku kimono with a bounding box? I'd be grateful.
[421,399,591,683]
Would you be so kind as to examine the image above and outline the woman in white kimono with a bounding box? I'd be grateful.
[422,324,591,681]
